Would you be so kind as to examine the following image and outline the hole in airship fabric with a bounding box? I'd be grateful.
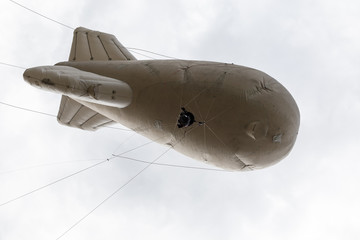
[272,134,282,143]
[177,107,195,128]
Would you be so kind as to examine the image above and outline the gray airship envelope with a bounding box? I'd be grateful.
[23,27,300,171]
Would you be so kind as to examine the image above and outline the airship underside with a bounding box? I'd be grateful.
[23,27,300,171]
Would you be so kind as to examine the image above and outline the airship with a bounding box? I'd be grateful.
[23,27,300,171]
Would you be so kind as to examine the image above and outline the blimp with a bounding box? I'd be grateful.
[23,27,300,171]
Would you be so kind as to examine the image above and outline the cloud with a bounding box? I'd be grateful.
[1,0,360,239]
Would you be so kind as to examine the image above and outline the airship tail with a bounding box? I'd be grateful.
[23,27,137,131]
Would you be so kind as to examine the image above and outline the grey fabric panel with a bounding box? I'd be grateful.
[57,95,114,131]
[57,95,82,123]
[81,113,114,130]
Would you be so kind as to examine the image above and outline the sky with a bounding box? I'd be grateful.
[0,0,360,239]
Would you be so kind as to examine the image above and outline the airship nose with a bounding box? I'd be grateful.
[23,67,45,87]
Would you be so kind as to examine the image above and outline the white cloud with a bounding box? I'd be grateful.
[1,0,360,239]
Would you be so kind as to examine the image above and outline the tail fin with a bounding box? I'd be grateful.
[56,27,134,131]
[57,96,114,131]
[68,27,136,61]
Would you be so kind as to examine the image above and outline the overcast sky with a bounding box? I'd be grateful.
[1,0,360,239]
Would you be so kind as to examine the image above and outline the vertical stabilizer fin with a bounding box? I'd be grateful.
[57,95,114,131]
[69,27,136,61]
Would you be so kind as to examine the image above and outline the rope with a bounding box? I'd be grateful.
[8,0,177,60]
[0,160,108,207]
[0,100,130,131]
[56,146,172,240]
[0,62,26,69]
[0,101,56,117]
[9,0,74,30]
[113,155,229,172]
